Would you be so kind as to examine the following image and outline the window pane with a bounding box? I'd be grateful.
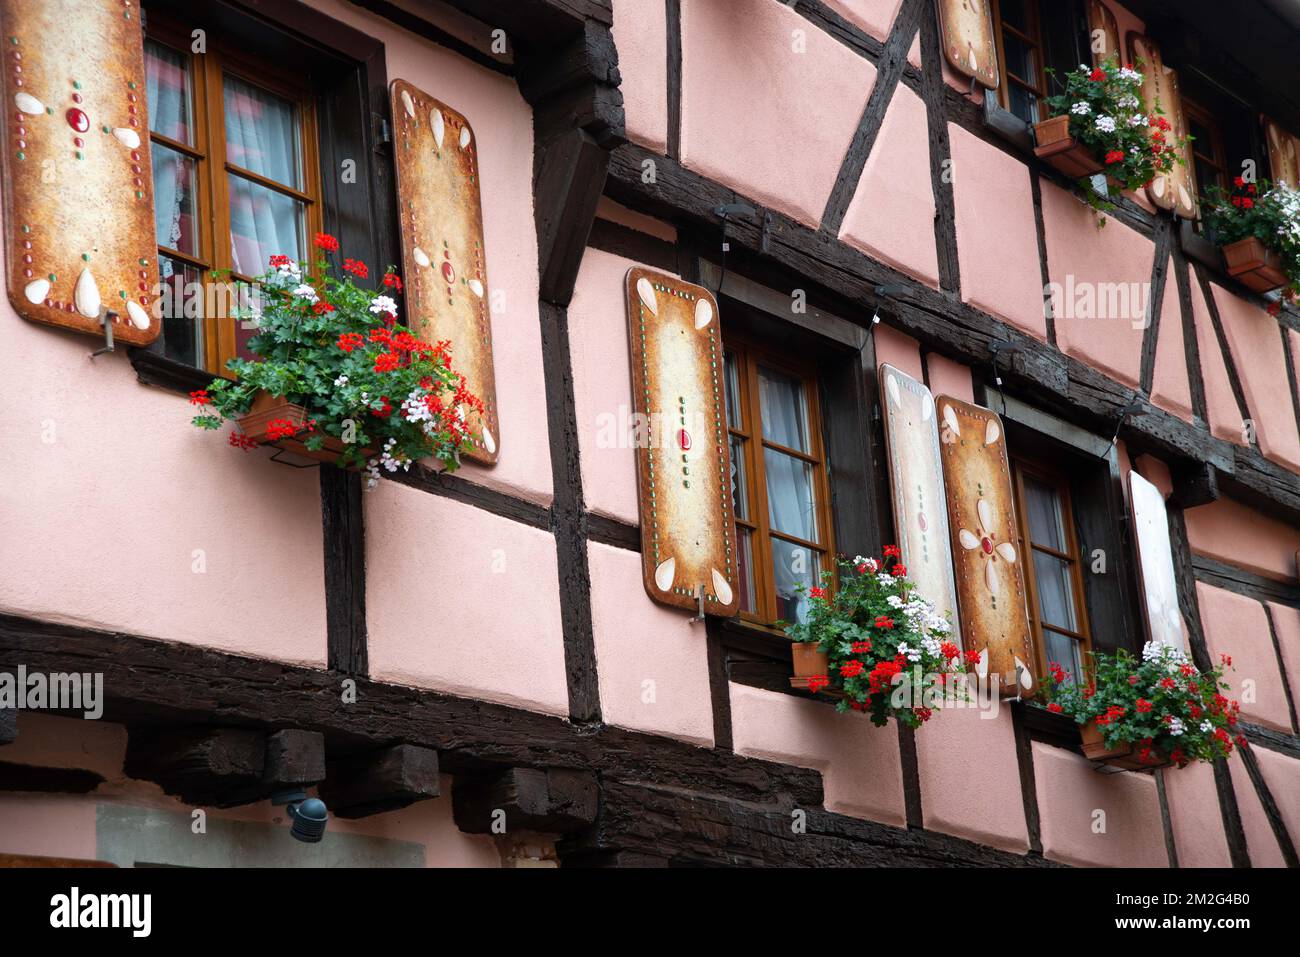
[1008,84,1040,125]
[736,527,756,614]
[228,174,304,276]
[1023,476,1066,551]
[1044,630,1083,683]
[772,539,819,624]
[151,142,200,255]
[1002,33,1038,86]
[758,366,810,452]
[1000,0,1031,33]
[765,448,818,541]
[158,255,204,368]
[1032,550,1078,632]
[729,435,749,521]
[724,351,743,430]
[224,74,301,188]
[145,41,193,144]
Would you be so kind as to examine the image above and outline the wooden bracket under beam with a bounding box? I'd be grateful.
[452,767,598,835]
[123,727,266,807]
[319,743,440,819]
[1170,460,1221,509]
[534,126,610,306]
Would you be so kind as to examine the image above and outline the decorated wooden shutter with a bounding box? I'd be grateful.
[937,0,999,90]
[1087,0,1120,66]
[390,80,499,464]
[936,396,1035,698]
[1,0,160,345]
[1127,34,1198,219]
[879,364,961,645]
[1128,472,1186,651]
[1264,116,1299,187]
[625,267,739,616]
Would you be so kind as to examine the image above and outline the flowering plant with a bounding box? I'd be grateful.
[1037,642,1245,768]
[1044,57,1188,217]
[1203,177,1300,303]
[784,550,971,728]
[189,233,483,488]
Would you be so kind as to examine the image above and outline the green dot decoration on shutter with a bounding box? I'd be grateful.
[389,79,498,464]
[937,0,999,90]
[936,395,1035,699]
[625,267,739,617]
[879,363,962,648]
[1,0,160,344]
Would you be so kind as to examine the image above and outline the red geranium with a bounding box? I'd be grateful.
[314,232,340,252]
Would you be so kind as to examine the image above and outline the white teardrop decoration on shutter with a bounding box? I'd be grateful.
[959,528,981,550]
[921,391,934,421]
[995,542,1017,563]
[459,125,472,149]
[976,647,990,678]
[413,247,431,268]
[636,276,658,315]
[942,404,960,437]
[654,557,676,592]
[711,568,733,606]
[24,278,50,304]
[126,300,151,330]
[693,297,713,330]
[431,109,445,149]
[985,559,999,594]
[467,278,484,298]
[1015,656,1034,691]
[73,268,101,319]
[113,128,141,150]
[14,91,43,114]
[886,374,902,408]
[984,418,1000,446]
[400,88,415,117]
[481,425,496,455]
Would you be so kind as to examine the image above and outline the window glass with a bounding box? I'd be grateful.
[223,75,301,188]
[151,142,200,255]
[758,366,810,452]
[227,173,305,276]
[145,41,193,144]
[772,539,818,625]
[764,448,818,542]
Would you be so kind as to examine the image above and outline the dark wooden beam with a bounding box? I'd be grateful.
[602,142,1300,523]
[386,462,551,531]
[0,761,103,795]
[123,727,266,807]
[1170,460,1220,509]
[1139,218,1177,396]
[0,706,14,745]
[321,467,367,676]
[262,729,328,791]
[347,0,514,76]
[319,743,440,819]
[1237,743,1300,867]
[535,128,610,306]
[436,0,611,51]
[665,0,682,159]
[916,0,959,295]
[453,767,598,834]
[1191,555,1300,609]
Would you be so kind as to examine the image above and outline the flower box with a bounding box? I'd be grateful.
[237,391,373,466]
[1221,237,1289,294]
[1032,115,1105,179]
[1079,720,1173,774]
[790,642,829,679]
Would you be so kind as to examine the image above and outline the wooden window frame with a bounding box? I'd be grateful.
[724,334,836,629]
[991,0,1050,125]
[1010,456,1094,682]
[146,13,324,375]
[1183,97,1228,219]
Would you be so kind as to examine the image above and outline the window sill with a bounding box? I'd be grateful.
[129,347,228,396]
[1014,700,1084,755]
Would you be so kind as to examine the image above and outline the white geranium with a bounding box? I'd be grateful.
[1118,67,1143,83]
[291,283,318,303]
[1095,115,1117,133]
[369,294,399,316]
[1070,101,1091,115]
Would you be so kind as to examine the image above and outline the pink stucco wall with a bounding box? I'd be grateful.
[949,123,1047,339]
[1163,760,1232,867]
[311,0,553,508]
[1195,582,1290,733]
[364,481,570,715]
[1267,602,1300,726]
[925,352,975,403]
[823,0,904,42]
[596,198,678,243]
[914,708,1028,853]
[1212,286,1300,472]
[1185,497,1300,583]
[1228,757,1286,867]
[589,541,714,746]
[567,248,648,526]
[1041,182,1152,387]
[1190,274,1244,444]
[874,324,924,382]
[1150,259,1194,421]
[728,683,907,825]
[840,83,939,287]
[1032,742,1168,867]
[1252,744,1300,866]
[611,0,669,153]
[680,0,876,228]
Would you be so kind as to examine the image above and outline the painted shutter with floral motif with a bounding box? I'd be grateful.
[937,0,999,90]
[1128,33,1198,219]
[0,0,160,344]
[390,79,499,464]
[1087,0,1120,67]
[936,396,1035,698]
[879,364,961,646]
[626,267,739,616]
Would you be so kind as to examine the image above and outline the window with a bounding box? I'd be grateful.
[991,0,1086,126]
[1184,99,1227,202]
[144,16,322,373]
[1010,458,1093,683]
[723,341,834,627]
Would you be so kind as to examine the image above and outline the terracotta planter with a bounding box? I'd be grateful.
[1032,115,1105,179]
[790,642,829,679]
[236,391,373,467]
[1080,720,1172,773]
[1222,237,1289,294]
